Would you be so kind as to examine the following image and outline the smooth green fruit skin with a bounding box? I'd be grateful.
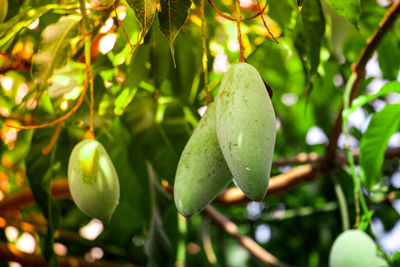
[329,229,388,267]
[68,139,120,223]
[174,102,232,217]
[0,0,8,23]
[216,63,276,201]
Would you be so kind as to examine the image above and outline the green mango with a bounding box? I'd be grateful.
[68,139,120,223]
[174,102,232,217]
[329,229,388,267]
[0,0,8,23]
[216,63,276,201]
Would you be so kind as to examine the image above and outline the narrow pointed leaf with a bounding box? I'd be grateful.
[344,81,400,118]
[360,104,400,190]
[324,0,360,27]
[126,0,158,45]
[295,0,325,80]
[158,0,191,65]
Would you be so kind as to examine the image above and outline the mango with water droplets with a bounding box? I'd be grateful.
[216,63,276,201]
[329,229,388,267]
[68,139,120,223]
[174,102,232,217]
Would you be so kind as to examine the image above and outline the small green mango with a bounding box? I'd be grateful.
[329,229,388,267]
[216,63,276,201]
[0,0,8,23]
[68,139,120,223]
[174,102,232,217]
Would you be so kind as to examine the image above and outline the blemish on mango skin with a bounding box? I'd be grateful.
[79,147,99,184]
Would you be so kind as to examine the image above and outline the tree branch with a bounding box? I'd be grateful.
[0,242,134,267]
[2,149,400,214]
[325,1,400,163]
[214,147,400,206]
[203,206,288,267]
[0,179,69,215]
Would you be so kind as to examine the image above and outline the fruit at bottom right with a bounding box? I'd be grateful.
[329,229,388,267]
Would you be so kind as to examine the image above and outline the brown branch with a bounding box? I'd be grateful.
[325,1,400,163]
[0,242,134,267]
[0,179,70,215]
[215,147,400,206]
[272,152,321,167]
[1,149,400,214]
[203,206,288,267]
[207,0,267,22]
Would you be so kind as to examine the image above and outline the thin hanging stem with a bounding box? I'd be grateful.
[200,0,211,104]
[7,65,90,130]
[88,72,95,139]
[207,0,267,22]
[255,0,278,44]
[42,123,63,155]
[7,0,92,131]
[235,0,245,62]
[113,2,134,51]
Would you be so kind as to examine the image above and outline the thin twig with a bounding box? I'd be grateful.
[207,0,267,22]
[325,1,400,163]
[113,2,134,51]
[6,65,90,130]
[42,123,63,155]
[255,0,278,44]
[89,72,95,139]
[1,148,400,214]
[214,147,400,206]
[203,206,288,267]
[235,0,245,62]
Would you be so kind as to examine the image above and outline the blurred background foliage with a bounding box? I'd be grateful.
[0,0,400,266]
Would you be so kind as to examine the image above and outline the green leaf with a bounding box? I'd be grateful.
[269,0,297,32]
[126,0,158,46]
[324,0,360,26]
[32,15,81,95]
[377,35,400,80]
[344,81,400,118]
[97,118,151,247]
[26,128,60,266]
[158,0,191,66]
[0,5,54,51]
[359,104,400,190]
[115,43,151,114]
[295,0,325,79]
